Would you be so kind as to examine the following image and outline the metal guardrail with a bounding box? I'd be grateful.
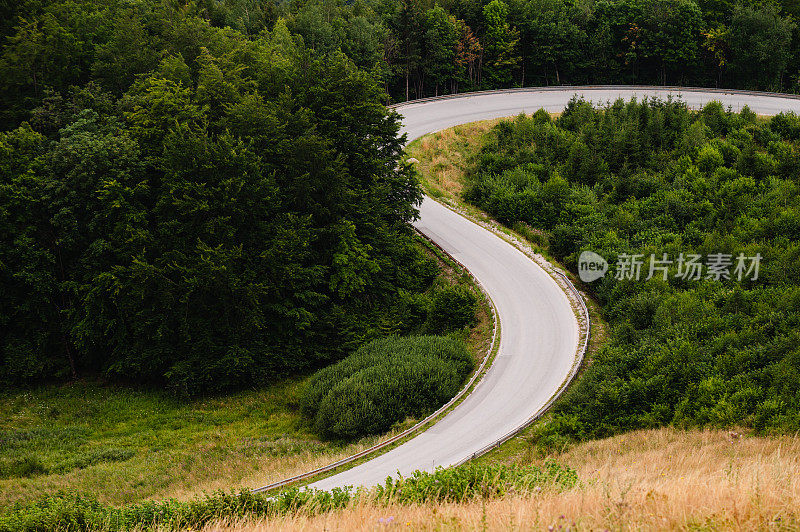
[387,84,800,110]
[252,225,501,493]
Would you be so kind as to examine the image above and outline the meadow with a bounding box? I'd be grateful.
[0,379,357,507]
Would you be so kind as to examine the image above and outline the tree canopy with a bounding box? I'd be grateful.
[465,99,800,440]
[0,3,435,395]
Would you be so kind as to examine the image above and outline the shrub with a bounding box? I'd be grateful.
[426,285,478,333]
[375,462,578,503]
[301,336,474,440]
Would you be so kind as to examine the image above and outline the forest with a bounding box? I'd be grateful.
[0,0,450,395]
[464,99,800,440]
[2,0,800,124]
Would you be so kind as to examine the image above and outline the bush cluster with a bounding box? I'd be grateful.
[301,336,474,440]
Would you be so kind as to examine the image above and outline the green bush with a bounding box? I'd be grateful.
[426,285,478,333]
[301,336,474,440]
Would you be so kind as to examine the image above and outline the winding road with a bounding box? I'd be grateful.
[305,87,800,491]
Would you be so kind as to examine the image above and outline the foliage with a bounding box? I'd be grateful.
[4,0,800,115]
[0,7,432,395]
[0,462,576,531]
[427,284,479,333]
[464,99,800,443]
[375,461,577,502]
[481,0,520,86]
[301,336,474,439]
[727,4,796,90]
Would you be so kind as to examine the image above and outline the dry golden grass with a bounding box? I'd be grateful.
[408,119,503,200]
[407,114,562,202]
[161,427,410,502]
[201,428,800,531]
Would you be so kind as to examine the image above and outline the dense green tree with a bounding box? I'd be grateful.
[0,12,427,394]
[91,9,160,94]
[515,0,586,86]
[728,4,796,90]
[392,0,425,100]
[423,5,458,96]
[482,0,520,87]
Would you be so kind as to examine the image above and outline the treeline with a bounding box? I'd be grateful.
[2,0,800,124]
[464,99,800,439]
[201,0,800,98]
[0,0,443,394]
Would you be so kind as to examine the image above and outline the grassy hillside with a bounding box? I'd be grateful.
[0,380,369,508]
[199,428,800,531]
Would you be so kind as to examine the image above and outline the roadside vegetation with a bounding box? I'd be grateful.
[458,99,800,445]
[301,335,475,439]
[5,427,796,531]
[412,100,800,446]
[0,462,577,531]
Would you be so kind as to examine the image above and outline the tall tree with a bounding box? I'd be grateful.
[728,4,795,90]
[482,0,520,87]
[392,0,424,100]
[454,17,482,91]
[423,5,458,96]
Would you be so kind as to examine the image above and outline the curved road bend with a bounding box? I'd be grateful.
[309,87,800,491]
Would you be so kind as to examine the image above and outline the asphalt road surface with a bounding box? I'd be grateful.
[308,87,800,491]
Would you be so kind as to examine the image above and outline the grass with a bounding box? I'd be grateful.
[201,428,800,531]
[0,462,575,531]
[0,379,360,508]
[407,119,503,202]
